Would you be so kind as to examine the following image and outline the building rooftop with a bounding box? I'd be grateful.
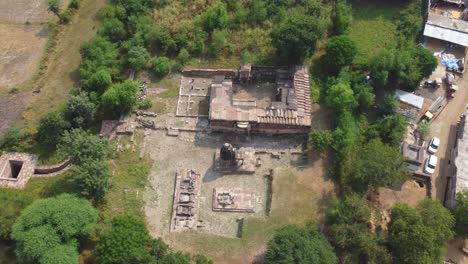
[395,89,425,109]
[454,108,468,194]
[209,66,311,127]
[424,13,468,46]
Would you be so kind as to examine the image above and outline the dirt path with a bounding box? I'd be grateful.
[430,74,468,202]
[0,0,105,136]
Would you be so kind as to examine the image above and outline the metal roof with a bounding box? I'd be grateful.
[424,13,468,46]
[395,89,424,109]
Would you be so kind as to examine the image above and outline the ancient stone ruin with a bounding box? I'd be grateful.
[170,169,202,232]
[180,64,312,134]
[212,188,256,213]
[0,152,71,189]
[213,143,259,173]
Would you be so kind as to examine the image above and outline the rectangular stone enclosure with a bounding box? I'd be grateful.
[212,188,256,213]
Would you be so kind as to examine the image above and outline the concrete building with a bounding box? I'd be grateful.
[446,108,468,207]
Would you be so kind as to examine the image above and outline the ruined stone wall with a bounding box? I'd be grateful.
[210,120,310,134]
[34,159,71,175]
[182,69,237,78]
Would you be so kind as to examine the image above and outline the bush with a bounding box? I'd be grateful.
[326,81,357,112]
[325,35,357,74]
[177,48,190,65]
[151,57,170,78]
[64,93,97,128]
[202,2,229,31]
[418,119,431,140]
[101,80,139,115]
[128,46,149,71]
[71,160,113,200]
[94,214,152,264]
[59,9,73,24]
[265,225,337,264]
[86,69,113,94]
[452,190,468,237]
[0,127,24,151]
[0,191,33,240]
[271,11,326,62]
[58,129,112,164]
[138,97,153,110]
[11,194,98,263]
[69,0,80,10]
[308,129,333,152]
[37,110,71,148]
[334,0,352,34]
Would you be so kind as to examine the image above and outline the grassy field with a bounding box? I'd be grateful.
[348,0,402,66]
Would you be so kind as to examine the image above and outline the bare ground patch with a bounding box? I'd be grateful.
[0,0,70,24]
[0,24,48,90]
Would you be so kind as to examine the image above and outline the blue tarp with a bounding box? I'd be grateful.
[442,58,459,70]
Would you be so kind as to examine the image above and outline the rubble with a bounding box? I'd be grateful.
[134,110,158,117]
[170,169,202,232]
[136,117,155,129]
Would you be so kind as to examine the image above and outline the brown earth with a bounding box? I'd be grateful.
[0,0,69,24]
[0,24,48,90]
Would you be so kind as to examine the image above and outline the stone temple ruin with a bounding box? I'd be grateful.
[170,169,202,232]
[178,64,312,134]
[212,188,256,213]
[213,143,259,173]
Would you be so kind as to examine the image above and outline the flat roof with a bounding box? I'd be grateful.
[455,108,468,194]
[424,13,468,46]
[395,89,425,109]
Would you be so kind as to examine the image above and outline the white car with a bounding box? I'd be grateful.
[424,155,438,175]
[427,137,440,154]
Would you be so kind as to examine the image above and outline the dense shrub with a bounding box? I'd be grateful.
[151,56,170,78]
[128,46,149,71]
[202,2,229,31]
[101,80,139,115]
[334,0,352,34]
[265,225,337,264]
[11,194,98,263]
[325,35,357,74]
[64,93,97,128]
[308,129,333,152]
[58,129,112,164]
[71,160,113,200]
[452,190,468,237]
[37,110,71,147]
[271,11,326,62]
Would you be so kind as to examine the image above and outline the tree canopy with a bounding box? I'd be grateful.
[452,190,468,238]
[11,194,98,264]
[71,159,113,200]
[389,199,455,264]
[265,225,337,264]
[325,35,357,74]
[58,129,112,164]
[271,11,326,62]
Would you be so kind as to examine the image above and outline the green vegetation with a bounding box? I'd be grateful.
[389,199,455,264]
[11,194,98,264]
[94,214,211,264]
[265,225,337,264]
[58,129,112,164]
[452,190,468,238]
[71,160,113,201]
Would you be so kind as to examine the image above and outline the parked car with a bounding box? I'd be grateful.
[424,155,438,175]
[427,137,440,154]
[424,78,442,88]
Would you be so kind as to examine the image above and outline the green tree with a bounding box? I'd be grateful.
[326,35,357,74]
[37,110,71,147]
[48,0,60,17]
[271,11,326,62]
[334,0,352,34]
[101,80,139,115]
[415,45,438,79]
[265,225,337,264]
[389,199,455,264]
[0,191,32,239]
[326,81,357,112]
[353,82,375,110]
[326,195,391,264]
[128,46,149,71]
[203,2,228,31]
[71,160,113,200]
[99,18,128,42]
[64,93,96,128]
[177,48,190,65]
[58,129,112,164]
[372,114,406,146]
[349,139,406,192]
[248,0,268,24]
[452,190,468,237]
[151,57,170,78]
[86,69,113,94]
[94,214,152,264]
[11,194,98,263]
[308,129,333,152]
[40,244,79,264]
[370,49,395,88]
[418,119,431,140]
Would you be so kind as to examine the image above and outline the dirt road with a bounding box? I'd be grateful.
[430,73,468,202]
